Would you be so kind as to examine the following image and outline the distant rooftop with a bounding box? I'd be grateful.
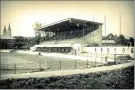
[0,35,15,40]
[102,40,116,44]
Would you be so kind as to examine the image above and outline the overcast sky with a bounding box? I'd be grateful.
[1,1,134,37]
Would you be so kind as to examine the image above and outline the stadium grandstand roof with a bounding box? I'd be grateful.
[38,18,103,32]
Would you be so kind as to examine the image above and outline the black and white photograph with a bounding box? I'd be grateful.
[0,0,134,89]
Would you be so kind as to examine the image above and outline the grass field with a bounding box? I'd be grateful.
[1,52,101,74]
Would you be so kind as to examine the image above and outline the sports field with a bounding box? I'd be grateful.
[1,52,102,75]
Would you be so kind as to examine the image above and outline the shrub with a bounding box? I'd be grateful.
[0,66,134,89]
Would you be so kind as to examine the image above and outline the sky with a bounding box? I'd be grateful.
[0,1,134,37]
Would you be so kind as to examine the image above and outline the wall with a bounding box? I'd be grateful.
[82,46,134,58]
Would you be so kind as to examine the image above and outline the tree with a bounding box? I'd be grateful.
[104,33,129,46]
[113,35,119,44]
[14,36,25,42]
[118,34,128,46]
[128,37,134,46]
[106,33,114,40]
[32,21,43,31]
[13,36,27,49]
[32,21,43,37]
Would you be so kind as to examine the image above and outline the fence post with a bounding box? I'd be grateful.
[14,63,16,74]
[105,56,107,62]
[87,59,88,68]
[45,57,46,70]
[101,53,102,65]
[94,57,96,67]
[39,62,41,70]
[0,62,2,80]
[75,60,77,69]
[60,60,61,70]
[121,54,122,61]
[114,54,116,64]
[95,53,97,67]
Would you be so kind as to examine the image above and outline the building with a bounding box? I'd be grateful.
[35,30,46,37]
[7,23,11,37]
[39,18,102,45]
[102,40,116,46]
[3,25,7,36]
[0,35,15,49]
[0,23,15,49]
[30,18,103,54]
[2,23,11,37]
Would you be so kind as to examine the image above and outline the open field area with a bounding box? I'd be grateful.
[0,66,134,89]
[0,52,101,74]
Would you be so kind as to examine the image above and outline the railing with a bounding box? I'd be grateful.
[0,59,104,75]
[0,53,133,75]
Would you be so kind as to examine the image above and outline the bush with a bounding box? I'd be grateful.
[0,66,134,89]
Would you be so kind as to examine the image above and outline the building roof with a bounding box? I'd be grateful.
[0,35,15,40]
[38,18,103,32]
[35,44,72,47]
[102,40,116,44]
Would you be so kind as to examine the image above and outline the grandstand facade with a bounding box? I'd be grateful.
[31,18,103,54]
[39,18,102,45]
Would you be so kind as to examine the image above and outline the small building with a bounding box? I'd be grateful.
[0,35,15,49]
[102,40,116,46]
[35,30,46,37]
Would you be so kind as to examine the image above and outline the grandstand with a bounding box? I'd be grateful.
[30,18,103,54]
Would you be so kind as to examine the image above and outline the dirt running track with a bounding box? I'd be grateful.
[0,61,134,80]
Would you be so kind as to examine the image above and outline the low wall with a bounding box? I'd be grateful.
[1,47,133,64]
[0,49,11,52]
[82,46,134,58]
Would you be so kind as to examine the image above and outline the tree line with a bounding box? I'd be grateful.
[12,33,134,49]
[103,33,134,46]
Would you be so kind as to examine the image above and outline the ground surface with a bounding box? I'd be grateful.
[1,52,100,74]
[0,66,134,89]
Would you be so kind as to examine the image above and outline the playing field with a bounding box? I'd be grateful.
[1,52,101,75]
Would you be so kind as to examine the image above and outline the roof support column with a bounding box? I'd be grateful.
[104,16,106,45]
[93,17,95,44]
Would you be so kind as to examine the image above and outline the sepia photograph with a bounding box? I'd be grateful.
[0,0,134,89]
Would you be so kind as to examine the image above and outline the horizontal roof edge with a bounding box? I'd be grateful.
[70,18,103,25]
[38,18,103,31]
